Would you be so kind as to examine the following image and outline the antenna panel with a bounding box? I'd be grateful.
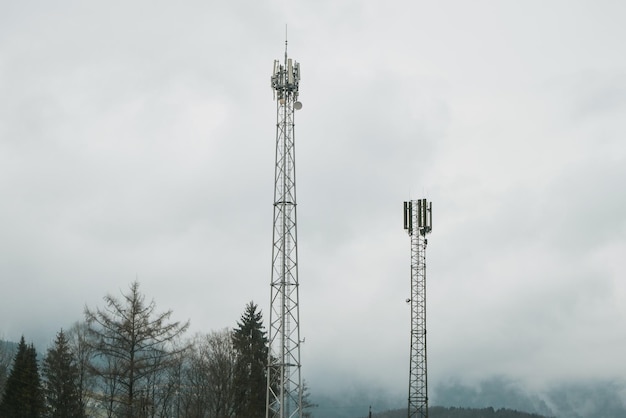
[417,199,432,235]
[417,200,423,228]
[403,201,413,234]
[428,201,432,230]
[404,202,409,230]
[288,59,294,84]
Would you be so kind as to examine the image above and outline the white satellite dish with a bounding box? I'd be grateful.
[294,101,302,110]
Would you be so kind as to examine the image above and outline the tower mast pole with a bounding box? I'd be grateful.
[404,199,433,418]
[267,37,303,418]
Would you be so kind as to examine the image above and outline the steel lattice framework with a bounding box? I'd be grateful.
[266,42,303,418]
[404,199,432,418]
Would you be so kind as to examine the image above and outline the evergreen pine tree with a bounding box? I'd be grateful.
[42,329,85,418]
[232,301,269,418]
[0,336,44,418]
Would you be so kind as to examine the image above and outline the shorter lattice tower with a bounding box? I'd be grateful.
[403,199,432,418]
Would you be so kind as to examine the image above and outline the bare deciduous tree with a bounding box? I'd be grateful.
[178,330,237,418]
[66,322,95,415]
[84,281,189,418]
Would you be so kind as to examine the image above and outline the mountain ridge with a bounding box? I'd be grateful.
[366,406,551,418]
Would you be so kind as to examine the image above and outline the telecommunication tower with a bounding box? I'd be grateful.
[403,199,432,418]
[266,39,303,418]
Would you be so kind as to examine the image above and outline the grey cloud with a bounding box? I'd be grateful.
[1,0,626,406]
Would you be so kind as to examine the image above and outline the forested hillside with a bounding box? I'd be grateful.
[368,406,551,418]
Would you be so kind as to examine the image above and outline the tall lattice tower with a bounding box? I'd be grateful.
[403,199,432,418]
[266,40,303,418]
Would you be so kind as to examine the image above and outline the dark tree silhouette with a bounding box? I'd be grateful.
[42,329,85,418]
[232,301,268,418]
[0,336,44,418]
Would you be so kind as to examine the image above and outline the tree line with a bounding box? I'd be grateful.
[0,281,310,418]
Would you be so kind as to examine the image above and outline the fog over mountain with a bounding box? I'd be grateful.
[311,377,626,418]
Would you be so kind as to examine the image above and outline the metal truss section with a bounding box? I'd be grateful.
[267,43,303,418]
[404,199,432,418]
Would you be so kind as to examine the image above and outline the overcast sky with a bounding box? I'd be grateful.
[1,0,625,400]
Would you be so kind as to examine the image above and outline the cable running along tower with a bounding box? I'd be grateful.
[403,199,432,418]
[267,39,303,418]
